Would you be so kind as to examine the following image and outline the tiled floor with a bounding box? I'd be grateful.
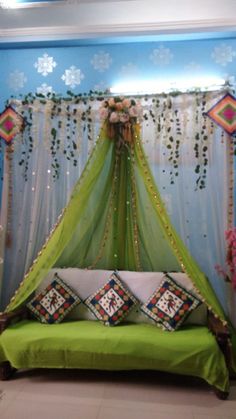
[0,369,235,419]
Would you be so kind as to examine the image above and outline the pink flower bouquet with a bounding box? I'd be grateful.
[215,227,236,288]
[99,96,142,144]
[99,96,142,125]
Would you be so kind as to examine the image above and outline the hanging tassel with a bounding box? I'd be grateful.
[123,122,133,143]
[5,144,14,248]
[106,122,115,141]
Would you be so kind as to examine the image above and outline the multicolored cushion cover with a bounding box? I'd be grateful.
[27,275,81,324]
[141,274,202,331]
[84,272,138,326]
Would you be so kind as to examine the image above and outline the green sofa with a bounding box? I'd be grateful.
[0,314,230,399]
[0,269,231,399]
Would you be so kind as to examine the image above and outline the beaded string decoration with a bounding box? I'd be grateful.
[5,144,14,248]
[0,106,25,247]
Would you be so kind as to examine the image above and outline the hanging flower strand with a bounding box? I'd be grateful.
[215,227,236,288]
[99,96,142,144]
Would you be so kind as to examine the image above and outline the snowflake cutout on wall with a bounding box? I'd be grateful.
[61,66,85,88]
[185,61,202,73]
[8,70,27,91]
[93,81,109,92]
[91,51,112,72]
[150,46,173,65]
[211,43,236,66]
[34,54,57,76]
[120,62,139,76]
[36,84,54,96]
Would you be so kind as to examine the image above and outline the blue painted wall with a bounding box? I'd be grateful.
[0,37,236,108]
[0,36,235,306]
[0,36,235,221]
[0,36,236,219]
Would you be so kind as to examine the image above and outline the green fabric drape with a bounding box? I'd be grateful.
[5,123,226,326]
[0,320,229,392]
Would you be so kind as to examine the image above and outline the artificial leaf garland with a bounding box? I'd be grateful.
[2,89,230,190]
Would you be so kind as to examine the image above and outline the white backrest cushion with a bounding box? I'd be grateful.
[36,269,207,325]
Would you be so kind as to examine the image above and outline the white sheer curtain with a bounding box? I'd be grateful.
[141,93,231,315]
[0,100,101,310]
[0,91,233,320]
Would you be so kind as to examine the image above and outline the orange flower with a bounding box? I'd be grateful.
[115,102,123,111]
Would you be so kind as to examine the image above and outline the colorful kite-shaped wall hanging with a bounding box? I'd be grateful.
[206,93,236,136]
[0,106,25,144]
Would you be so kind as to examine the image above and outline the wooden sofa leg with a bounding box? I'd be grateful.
[213,387,229,400]
[0,361,16,380]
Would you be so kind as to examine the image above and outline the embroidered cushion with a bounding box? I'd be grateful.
[140,274,202,331]
[36,269,207,325]
[27,274,81,324]
[84,271,138,326]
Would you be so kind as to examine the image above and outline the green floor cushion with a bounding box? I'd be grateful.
[0,320,229,393]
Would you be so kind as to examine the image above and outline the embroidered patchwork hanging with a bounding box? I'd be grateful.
[206,93,236,136]
[0,106,24,144]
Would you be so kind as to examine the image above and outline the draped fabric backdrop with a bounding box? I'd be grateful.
[0,91,233,322]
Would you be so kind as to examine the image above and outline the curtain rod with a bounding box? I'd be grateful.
[7,86,232,106]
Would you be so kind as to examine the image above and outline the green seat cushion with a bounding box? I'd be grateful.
[0,320,229,392]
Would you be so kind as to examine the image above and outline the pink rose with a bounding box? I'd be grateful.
[122,98,131,108]
[108,98,115,107]
[115,102,123,111]
[129,106,138,117]
[99,107,109,120]
[119,113,129,123]
[109,111,119,123]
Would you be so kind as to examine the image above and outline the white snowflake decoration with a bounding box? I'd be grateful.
[8,70,27,91]
[211,44,236,66]
[93,81,109,92]
[34,53,57,76]
[185,61,202,73]
[61,66,84,89]
[120,62,139,76]
[91,51,112,72]
[150,46,173,65]
[36,83,54,96]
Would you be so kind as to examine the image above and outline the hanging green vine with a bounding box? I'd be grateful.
[18,105,34,181]
[163,99,180,184]
[194,94,209,190]
[4,89,225,190]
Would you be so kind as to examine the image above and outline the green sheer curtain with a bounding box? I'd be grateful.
[5,123,226,326]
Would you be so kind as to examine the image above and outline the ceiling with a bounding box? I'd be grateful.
[0,0,236,47]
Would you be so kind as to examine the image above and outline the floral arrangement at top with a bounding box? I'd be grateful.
[99,96,142,144]
[215,227,236,289]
